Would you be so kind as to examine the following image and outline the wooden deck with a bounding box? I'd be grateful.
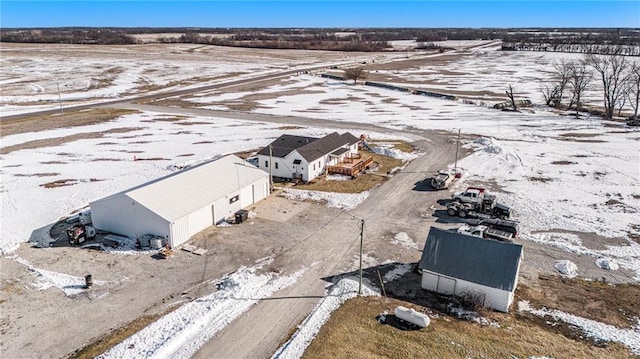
[327,156,374,177]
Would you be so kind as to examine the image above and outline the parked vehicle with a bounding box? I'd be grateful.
[457,224,514,242]
[67,224,96,245]
[431,170,456,190]
[465,218,520,238]
[452,187,496,204]
[447,199,510,219]
[448,186,510,219]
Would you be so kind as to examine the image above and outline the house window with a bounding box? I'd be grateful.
[229,195,239,204]
[293,159,301,165]
[313,163,315,170]
[275,162,279,169]
[265,160,268,168]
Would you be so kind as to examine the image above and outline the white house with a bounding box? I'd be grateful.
[418,227,523,312]
[90,155,270,248]
[256,132,360,182]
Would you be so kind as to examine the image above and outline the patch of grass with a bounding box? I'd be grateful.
[303,296,631,359]
[1,108,137,137]
[527,176,553,183]
[14,172,60,177]
[40,179,77,188]
[370,140,415,153]
[69,313,166,359]
[559,133,601,138]
[517,275,640,329]
[294,151,403,193]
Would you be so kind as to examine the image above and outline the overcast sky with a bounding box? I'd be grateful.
[2,1,638,28]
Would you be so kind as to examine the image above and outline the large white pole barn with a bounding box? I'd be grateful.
[90,155,270,248]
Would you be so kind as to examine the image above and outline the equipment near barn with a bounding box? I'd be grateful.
[66,224,96,245]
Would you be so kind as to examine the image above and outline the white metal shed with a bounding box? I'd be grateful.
[418,227,523,312]
[90,155,269,248]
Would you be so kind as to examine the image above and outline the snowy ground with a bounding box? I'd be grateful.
[2,42,639,357]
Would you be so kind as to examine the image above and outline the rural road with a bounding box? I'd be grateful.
[104,101,457,358]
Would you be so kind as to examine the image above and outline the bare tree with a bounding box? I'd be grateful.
[343,66,368,84]
[586,50,630,119]
[568,60,592,117]
[506,84,518,111]
[551,59,572,107]
[541,84,561,107]
[627,60,640,125]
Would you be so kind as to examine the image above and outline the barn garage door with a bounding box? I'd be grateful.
[437,276,456,295]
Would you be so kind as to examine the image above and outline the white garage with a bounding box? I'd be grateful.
[90,155,270,248]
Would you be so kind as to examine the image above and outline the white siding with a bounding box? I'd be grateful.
[171,216,189,248]
[421,271,513,312]
[91,194,169,240]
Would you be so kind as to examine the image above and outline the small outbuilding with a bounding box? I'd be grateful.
[418,227,523,312]
[90,155,269,248]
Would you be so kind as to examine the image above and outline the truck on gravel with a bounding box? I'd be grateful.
[464,218,520,238]
[430,170,457,190]
[457,224,514,242]
[447,187,510,219]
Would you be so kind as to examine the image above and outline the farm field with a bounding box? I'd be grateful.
[1,40,639,358]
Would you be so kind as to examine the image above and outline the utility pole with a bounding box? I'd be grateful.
[358,219,365,296]
[454,128,461,171]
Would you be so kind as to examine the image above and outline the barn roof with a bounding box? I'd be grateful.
[93,155,268,222]
[418,227,523,291]
[257,132,359,161]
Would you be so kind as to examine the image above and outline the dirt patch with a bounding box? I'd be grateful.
[14,172,60,177]
[551,160,577,165]
[1,127,144,155]
[559,133,602,138]
[559,138,608,143]
[193,141,213,144]
[1,108,137,137]
[176,121,211,126]
[134,157,170,161]
[277,125,306,130]
[40,178,103,188]
[177,153,195,157]
[527,176,553,183]
[517,275,640,329]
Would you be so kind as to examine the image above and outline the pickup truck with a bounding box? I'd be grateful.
[465,218,520,238]
[430,170,456,190]
[457,224,514,242]
[452,187,496,204]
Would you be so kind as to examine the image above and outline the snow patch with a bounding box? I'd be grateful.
[554,260,578,278]
[595,257,619,271]
[14,256,105,296]
[518,300,640,355]
[98,262,304,359]
[383,263,413,282]
[282,189,369,211]
[271,277,380,359]
[391,232,419,250]
[370,146,420,161]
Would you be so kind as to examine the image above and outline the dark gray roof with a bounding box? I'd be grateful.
[257,134,318,157]
[297,132,358,161]
[340,132,360,145]
[258,132,359,161]
[330,148,349,156]
[418,227,523,291]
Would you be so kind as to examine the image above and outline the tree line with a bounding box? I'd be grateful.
[538,47,639,122]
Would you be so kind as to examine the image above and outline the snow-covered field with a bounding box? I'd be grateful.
[2,41,639,356]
